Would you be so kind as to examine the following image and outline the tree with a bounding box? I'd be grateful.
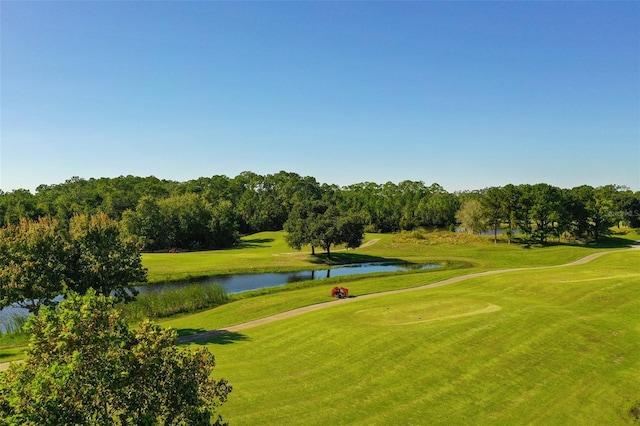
[311,206,364,259]
[566,185,618,243]
[284,201,364,259]
[0,290,231,425]
[67,213,147,304]
[480,187,505,243]
[0,189,41,226]
[501,184,520,244]
[283,200,322,255]
[0,214,146,313]
[566,185,593,240]
[455,199,486,235]
[120,196,169,251]
[418,192,459,228]
[590,185,618,242]
[528,183,563,243]
[0,217,69,313]
[616,190,640,228]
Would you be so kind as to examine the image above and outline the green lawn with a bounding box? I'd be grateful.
[197,249,640,425]
[143,229,639,283]
[143,231,390,283]
[4,228,638,363]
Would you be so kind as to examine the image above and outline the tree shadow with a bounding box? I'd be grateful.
[176,329,250,345]
[175,327,207,337]
[528,237,636,250]
[233,238,275,250]
[592,236,638,249]
[308,252,408,266]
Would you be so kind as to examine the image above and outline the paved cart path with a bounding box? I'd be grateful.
[176,246,638,343]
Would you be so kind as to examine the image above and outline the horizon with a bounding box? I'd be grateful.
[2,2,639,193]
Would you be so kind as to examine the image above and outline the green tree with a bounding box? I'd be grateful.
[501,184,520,244]
[566,185,618,243]
[311,206,364,259]
[0,218,69,313]
[0,189,41,226]
[528,183,563,243]
[616,190,640,228]
[0,214,146,313]
[591,185,618,242]
[159,194,214,250]
[284,201,364,259]
[67,213,146,304]
[418,192,459,228]
[209,200,240,249]
[283,200,323,255]
[120,196,169,251]
[480,187,505,243]
[0,290,231,425]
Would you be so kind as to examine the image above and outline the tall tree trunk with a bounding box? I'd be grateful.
[311,245,315,255]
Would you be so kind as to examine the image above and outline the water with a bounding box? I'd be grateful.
[138,262,441,295]
[0,262,440,332]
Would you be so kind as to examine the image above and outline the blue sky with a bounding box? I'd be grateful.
[1,2,639,192]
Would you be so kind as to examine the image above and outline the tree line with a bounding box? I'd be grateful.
[456,183,640,244]
[1,172,639,251]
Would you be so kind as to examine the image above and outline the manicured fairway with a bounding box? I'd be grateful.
[194,250,640,425]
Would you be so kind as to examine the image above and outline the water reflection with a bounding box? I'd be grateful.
[0,262,440,331]
[138,262,441,295]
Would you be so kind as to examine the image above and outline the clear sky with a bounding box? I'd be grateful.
[1,1,639,193]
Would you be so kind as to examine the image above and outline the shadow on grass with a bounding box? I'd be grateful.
[308,252,408,266]
[177,330,250,346]
[0,352,15,361]
[526,237,636,250]
[233,238,275,250]
[175,328,207,337]
[590,236,638,249]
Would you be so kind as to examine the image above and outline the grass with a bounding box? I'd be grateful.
[194,249,640,425]
[2,230,639,422]
[142,231,351,283]
[142,229,640,284]
[0,346,27,363]
[156,265,474,335]
[3,228,638,358]
[119,284,230,323]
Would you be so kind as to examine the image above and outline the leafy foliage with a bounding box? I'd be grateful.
[284,200,364,259]
[0,290,231,425]
[455,200,486,235]
[1,172,637,250]
[0,214,146,313]
[0,218,69,313]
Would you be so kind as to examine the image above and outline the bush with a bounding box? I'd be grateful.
[121,283,230,321]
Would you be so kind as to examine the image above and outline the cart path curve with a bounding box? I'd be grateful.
[2,245,638,370]
[176,246,638,343]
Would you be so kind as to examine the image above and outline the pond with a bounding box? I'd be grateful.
[0,262,440,332]
[138,262,441,295]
